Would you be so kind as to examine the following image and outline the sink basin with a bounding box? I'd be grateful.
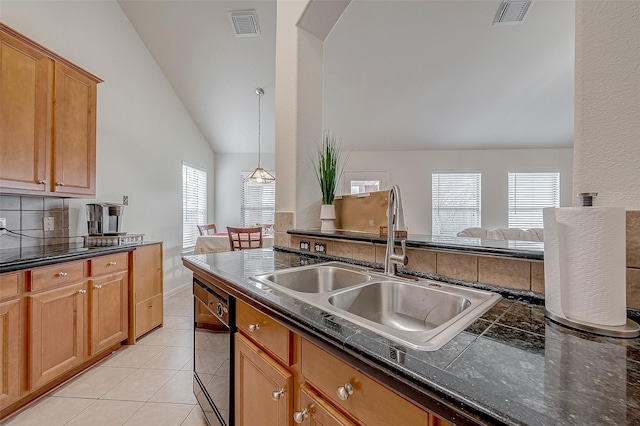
[328,281,472,332]
[254,262,373,294]
[251,262,500,351]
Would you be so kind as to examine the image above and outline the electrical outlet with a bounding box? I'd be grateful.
[299,241,310,251]
[43,217,55,231]
[123,195,129,206]
[314,242,326,254]
[0,218,6,235]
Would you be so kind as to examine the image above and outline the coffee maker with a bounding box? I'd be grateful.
[86,203,126,236]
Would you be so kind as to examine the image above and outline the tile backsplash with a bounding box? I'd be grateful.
[0,195,69,249]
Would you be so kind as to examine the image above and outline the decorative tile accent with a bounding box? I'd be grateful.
[352,242,375,263]
[329,241,353,259]
[628,211,640,268]
[21,210,44,230]
[44,198,65,211]
[406,248,437,274]
[478,256,531,290]
[374,244,386,264]
[0,195,20,210]
[21,196,44,210]
[437,252,478,282]
[531,261,545,294]
[627,268,640,309]
[274,211,294,233]
[274,232,291,248]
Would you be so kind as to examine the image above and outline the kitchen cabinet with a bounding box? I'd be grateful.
[128,243,164,342]
[294,384,357,426]
[235,332,293,426]
[0,298,22,409]
[0,23,100,197]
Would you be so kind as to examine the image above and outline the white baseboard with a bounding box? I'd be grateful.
[164,281,191,299]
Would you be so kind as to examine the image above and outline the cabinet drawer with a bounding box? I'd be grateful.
[30,261,86,292]
[301,339,428,426]
[135,293,163,338]
[0,272,20,300]
[237,300,291,366]
[91,252,128,276]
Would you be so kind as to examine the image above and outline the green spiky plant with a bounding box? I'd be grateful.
[313,131,346,205]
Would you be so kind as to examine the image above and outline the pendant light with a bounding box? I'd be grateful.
[245,88,275,183]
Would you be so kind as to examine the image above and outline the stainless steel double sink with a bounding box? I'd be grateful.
[251,262,501,351]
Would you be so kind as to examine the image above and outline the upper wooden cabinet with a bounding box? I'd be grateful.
[0,23,101,197]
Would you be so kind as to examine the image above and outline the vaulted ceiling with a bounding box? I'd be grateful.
[119,0,574,154]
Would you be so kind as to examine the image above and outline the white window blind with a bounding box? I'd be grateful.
[508,171,560,228]
[182,163,207,250]
[432,172,481,236]
[241,172,275,227]
[350,180,380,195]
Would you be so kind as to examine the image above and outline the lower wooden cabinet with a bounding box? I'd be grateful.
[89,270,128,355]
[235,333,293,426]
[134,293,163,338]
[28,281,87,390]
[129,243,163,342]
[0,298,22,408]
[295,384,357,426]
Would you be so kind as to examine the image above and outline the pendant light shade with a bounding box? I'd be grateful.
[246,88,275,183]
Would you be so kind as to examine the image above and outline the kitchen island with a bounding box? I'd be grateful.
[183,248,640,426]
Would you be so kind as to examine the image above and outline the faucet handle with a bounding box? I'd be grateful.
[399,240,408,265]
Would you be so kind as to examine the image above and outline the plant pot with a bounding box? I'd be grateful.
[320,204,336,231]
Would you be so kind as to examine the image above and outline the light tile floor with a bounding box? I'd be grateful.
[4,289,208,426]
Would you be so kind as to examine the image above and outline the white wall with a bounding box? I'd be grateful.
[343,149,573,234]
[2,1,215,293]
[573,1,640,208]
[214,153,275,231]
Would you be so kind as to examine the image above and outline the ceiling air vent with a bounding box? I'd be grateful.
[493,0,532,26]
[229,10,261,37]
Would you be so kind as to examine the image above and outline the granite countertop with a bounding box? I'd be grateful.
[0,241,158,273]
[288,229,544,260]
[183,248,640,426]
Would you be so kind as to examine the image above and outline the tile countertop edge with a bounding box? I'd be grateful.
[182,252,550,426]
[287,229,544,260]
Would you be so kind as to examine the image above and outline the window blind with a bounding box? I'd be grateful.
[241,172,275,227]
[432,172,481,236]
[508,171,560,228]
[182,163,207,250]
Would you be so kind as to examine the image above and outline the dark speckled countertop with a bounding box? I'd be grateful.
[183,249,640,426]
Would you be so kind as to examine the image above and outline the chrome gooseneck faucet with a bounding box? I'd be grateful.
[385,185,408,276]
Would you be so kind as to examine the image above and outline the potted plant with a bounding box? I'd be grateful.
[313,131,346,231]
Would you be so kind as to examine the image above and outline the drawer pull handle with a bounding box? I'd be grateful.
[248,323,260,332]
[94,285,102,289]
[109,261,117,266]
[58,272,68,277]
[271,388,285,401]
[336,383,354,401]
[78,289,87,295]
[38,179,47,185]
[293,408,309,423]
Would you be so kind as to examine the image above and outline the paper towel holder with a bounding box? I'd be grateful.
[545,310,640,338]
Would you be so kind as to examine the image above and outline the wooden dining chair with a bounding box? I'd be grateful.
[197,224,217,236]
[227,226,263,251]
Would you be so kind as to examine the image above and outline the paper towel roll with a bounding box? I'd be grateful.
[543,207,627,327]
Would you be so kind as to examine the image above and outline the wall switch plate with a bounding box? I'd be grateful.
[0,218,6,235]
[300,241,310,251]
[43,217,54,231]
[314,242,326,254]
[123,195,129,206]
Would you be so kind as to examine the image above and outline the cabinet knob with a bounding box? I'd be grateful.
[109,261,117,266]
[94,284,102,289]
[248,323,260,332]
[271,388,285,401]
[293,408,309,424]
[38,179,47,185]
[78,289,87,295]
[57,272,68,277]
[336,383,354,401]
[56,182,65,186]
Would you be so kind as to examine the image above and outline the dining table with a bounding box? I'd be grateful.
[193,232,274,254]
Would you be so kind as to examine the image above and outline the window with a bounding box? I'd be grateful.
[182,162,207,250]
[241,172,275,227]
[508,171,560,228]
[350,180,380,195]
[432,172,481,236]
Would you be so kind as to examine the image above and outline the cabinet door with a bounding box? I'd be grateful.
[0,32,53,193]
[295,384,356,426]
[135,294,163,339]
[89,271,128,355]
[133,244,163,303]
[235,333,293,426]
[0,299,22,409]
[28,282,86,390]
[52,62,96,196]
